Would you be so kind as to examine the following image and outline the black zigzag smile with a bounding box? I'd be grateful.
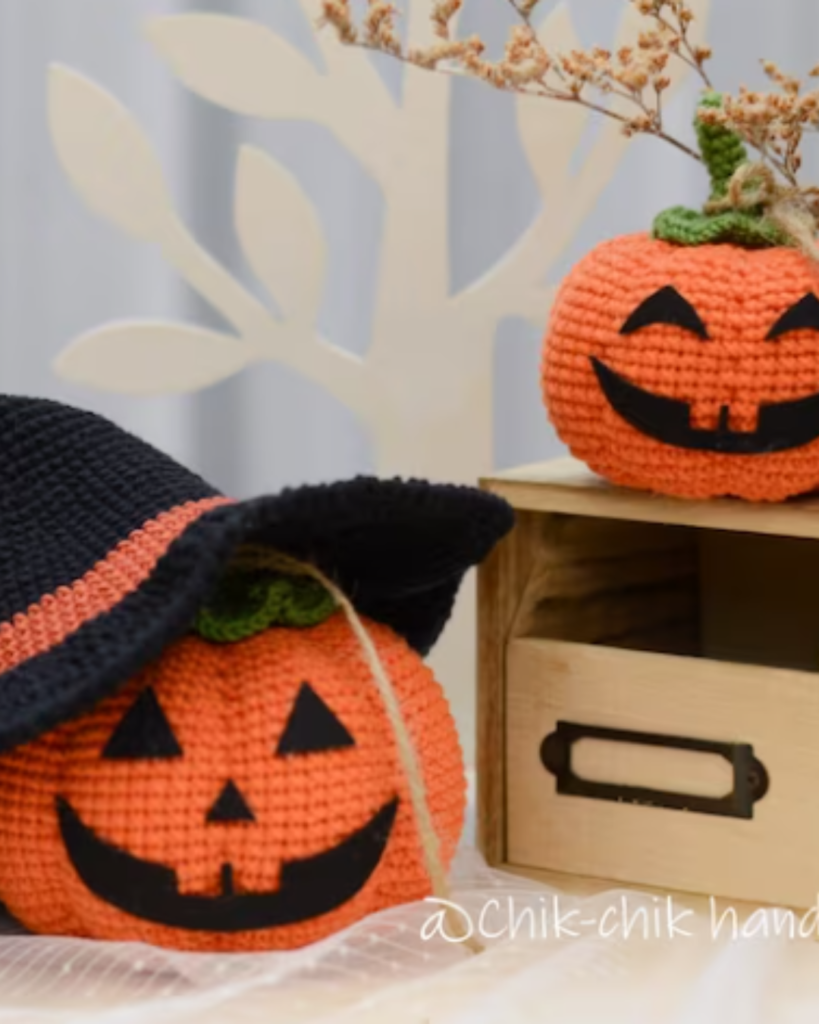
[57,795,398,932]
[592,357,819,455]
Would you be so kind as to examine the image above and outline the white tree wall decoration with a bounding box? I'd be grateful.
[48,0,709,754]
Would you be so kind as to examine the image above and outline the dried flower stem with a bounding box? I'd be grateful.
[505,0,540,28]
[698,63,819,188]
[321,0,711,162]
[647,4,713,89]
[321,0,819,194]
[538,89,703,162]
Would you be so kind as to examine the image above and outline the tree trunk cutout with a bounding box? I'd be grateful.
[48,0,710,758]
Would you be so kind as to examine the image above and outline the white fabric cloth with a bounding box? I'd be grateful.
[1,850,818,1023]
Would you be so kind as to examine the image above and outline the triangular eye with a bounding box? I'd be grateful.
[102,688,183,760]
[766,293,819,339]
[620,286,709,340]
[276,683,355,756]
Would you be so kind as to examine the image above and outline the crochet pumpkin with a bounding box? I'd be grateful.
[0,595,464,953]
[543,94,819,502]
[0,395,513,952]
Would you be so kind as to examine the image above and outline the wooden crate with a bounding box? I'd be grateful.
[478,457,819,909]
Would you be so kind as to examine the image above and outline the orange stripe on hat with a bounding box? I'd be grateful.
[0,497,231,674]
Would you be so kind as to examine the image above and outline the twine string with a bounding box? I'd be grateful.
[704,161,819,261]
[231,545,484,955]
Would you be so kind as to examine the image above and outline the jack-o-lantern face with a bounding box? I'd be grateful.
[543,233,819,500]
[0,615,464,952]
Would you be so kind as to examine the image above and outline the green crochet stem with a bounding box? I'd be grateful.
[194,570,337,643]
[653,91,786,249]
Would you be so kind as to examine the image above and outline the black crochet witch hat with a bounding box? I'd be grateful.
[0,396,513,753]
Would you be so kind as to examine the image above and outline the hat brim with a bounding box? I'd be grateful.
[0,478,513,752]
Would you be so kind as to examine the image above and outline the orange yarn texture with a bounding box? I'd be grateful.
[0,614,465,952]
[543,233,819,501]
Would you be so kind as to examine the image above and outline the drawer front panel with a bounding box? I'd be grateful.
[506,639,819,907]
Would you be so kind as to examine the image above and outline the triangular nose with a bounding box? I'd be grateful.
[206,779,256,824]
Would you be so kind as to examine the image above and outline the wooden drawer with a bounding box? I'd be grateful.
[506,638,819,907]
[478,458,819,908]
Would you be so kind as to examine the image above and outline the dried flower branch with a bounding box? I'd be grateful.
[320,0,819,200]
[635,0,712,88]
[362,1,401,54]
[320,0,713,163]
[699,61,819,187]
[505,0,544,28]
[321,0,358,44]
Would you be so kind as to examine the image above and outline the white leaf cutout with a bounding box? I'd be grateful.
[55,323,253,395]
[48,66,173,240]
[517,4,589,199]
[235,146,326,323]
[146,15,325,119]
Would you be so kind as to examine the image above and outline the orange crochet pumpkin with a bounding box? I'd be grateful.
[543,93,819,501]
[0,614,464,953]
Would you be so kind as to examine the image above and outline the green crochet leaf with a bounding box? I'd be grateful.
[653,205,786,248]
[194,570,336,643]
[652,91,786,249]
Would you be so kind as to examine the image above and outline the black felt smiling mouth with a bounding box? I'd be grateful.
[56,795,399,933]
[589,285,819,456]
[591,358,819,455]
